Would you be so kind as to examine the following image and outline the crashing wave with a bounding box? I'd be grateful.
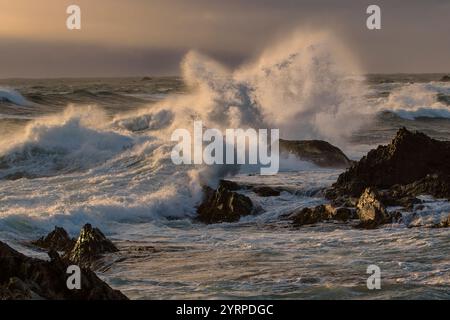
[0,87,33,107]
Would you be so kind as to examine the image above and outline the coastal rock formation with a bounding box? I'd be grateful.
[0,241,127,300]
[355,188,390,228]
[440,75,450,82]
[66,224,119,269]
[32,226,75,252]
[197,181,255,223]
[291,204,355,227]
[329,128,450,198]
[279,139,352,168]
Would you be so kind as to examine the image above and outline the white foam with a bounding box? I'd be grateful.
[0,87,33,107]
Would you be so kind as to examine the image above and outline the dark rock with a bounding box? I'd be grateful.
[291,207,326,227]
[32,226,75,252]
[65,224,118,269]
[197,181,255,224]
[355,188,389,228]
[333,207,355,222]
[279,139,352,168]
[329,128,450,198]
[141,76,152,81]
[291,204,355,227]
[219,179,241,191]
[440,75,450,82]
[253,186,281,197]
[391,174,450,200]
[0,241,127,300]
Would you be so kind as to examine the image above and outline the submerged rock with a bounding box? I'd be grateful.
[279,139,352,168]
[329,128,450,198]
[66,224,118,269]
[32,226,75,252]
[197,181,255,224]
[0,241,127,300]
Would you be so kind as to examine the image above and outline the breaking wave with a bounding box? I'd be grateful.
[0,31,371,232]
[0,87,33,107]
[379,82,450,120]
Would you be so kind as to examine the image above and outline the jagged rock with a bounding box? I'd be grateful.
[32,226,75,252]
[197,181,255,223]
[440,75,450,82]
[66,224,118,269]
[253,186,281,197]
[391,174,450,200]
[279,139,352,168]
[0,241,127,300]
[356,188,390,229]
[329,128,450,198]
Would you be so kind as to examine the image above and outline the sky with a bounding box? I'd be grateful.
[0,0,449,78]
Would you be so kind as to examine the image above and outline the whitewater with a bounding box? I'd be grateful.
[1,32,450,299]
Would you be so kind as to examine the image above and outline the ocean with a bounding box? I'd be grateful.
[1,44,450,299]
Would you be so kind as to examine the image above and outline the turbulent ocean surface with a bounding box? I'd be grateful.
[1,38,450,299]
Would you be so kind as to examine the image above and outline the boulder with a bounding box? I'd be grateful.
[31,226,75,252]
[197,181,255,224]
[65,224,118,269]
[329,128,450,198]
[279,139,352,168]
[356,188,390,229]
[0,241,127,300]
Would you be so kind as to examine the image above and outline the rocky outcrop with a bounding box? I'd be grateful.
[355,188,391,229]
[197,181,255,223]
[0,241,127,300]
[440,75,450,82]
[65,224,118,269]
[291,204,355,227]
[329,128,450,199]
[390,174,450,200]
[280,139,352,168]
[32,226,75,252]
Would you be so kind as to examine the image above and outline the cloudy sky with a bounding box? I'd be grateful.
[0,0,449,78]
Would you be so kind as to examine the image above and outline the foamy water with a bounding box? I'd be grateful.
[1,33,450,299]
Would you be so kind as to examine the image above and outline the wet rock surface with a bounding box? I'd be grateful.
[328,128,450,198]
[0,241,127,300]
[291,204,355,227]
[197,180,255,223]
[355,188,391,229]
[65,224,119,269]
[280,139,352,168]
[290,128,450,229]
[32,226,75,252]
